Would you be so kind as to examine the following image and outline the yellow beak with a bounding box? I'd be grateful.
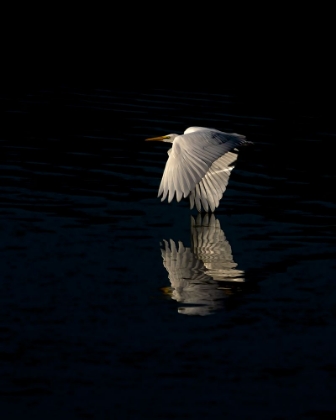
[145,135,168,141]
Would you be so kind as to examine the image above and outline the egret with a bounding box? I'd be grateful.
[146,126,252,212]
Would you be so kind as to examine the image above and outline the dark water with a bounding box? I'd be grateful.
[0,88,336,419]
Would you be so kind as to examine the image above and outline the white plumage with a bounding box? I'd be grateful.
[146,126,251,212]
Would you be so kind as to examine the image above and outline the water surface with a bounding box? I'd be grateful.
[0,89,336,419]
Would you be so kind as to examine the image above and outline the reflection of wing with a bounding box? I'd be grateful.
[160,215,244,316]
[161,239,223,316]
[161,239,206,282]
[191,214,244,282]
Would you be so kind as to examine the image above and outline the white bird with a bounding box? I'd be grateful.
[146,126,251,212]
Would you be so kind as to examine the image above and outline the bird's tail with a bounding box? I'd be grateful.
[230,133,253,146]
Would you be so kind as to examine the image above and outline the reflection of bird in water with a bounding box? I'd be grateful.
[160,214,244,315]
[146,126,252,212]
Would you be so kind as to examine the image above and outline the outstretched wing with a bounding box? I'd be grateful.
[189,151,238,212]
[158,128,247,212]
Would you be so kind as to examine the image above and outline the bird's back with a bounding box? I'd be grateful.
[184,126,221,135]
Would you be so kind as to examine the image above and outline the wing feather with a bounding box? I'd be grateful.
[201,175,217,212]
[194,184,202,212]
[198,181,209,212]
[189,189,196,209]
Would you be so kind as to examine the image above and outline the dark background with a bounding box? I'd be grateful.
[0,88,335,419]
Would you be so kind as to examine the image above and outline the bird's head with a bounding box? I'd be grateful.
[145,134,178,143]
